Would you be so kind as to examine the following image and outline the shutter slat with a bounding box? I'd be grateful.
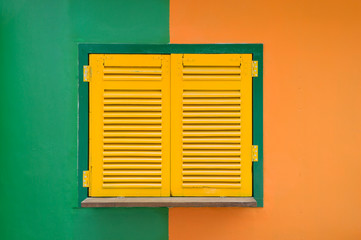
[183,150,241,156]
[183,119,240,124]
[183,125,241,130]
[104,106,162,111]
[103,183,162,188]
[103,145,162,150]
[104,119,162,124]
[103,164,161,169]
[104,99,162,104]
[183,91,241,98]
[104,67,162,74]
[104,112,162,118]
[183,99,241,104]
[182,170,241,175]
[103,132,162,137]
[103,151,162,157]
[104,75,162,81]
[182,164,241,169]
[183,67,241,74]
[104,92,162,98]
[183,144,241,149]
[182,137,241,143]
[182,183,241,188]
[183,157,241,162]
[103,157,162,163]
[104,170,161,175]
[103,125,162,131]
[183,131,241,137]
[104,177,162,182]
[103,138,161,144]
[183,177,241,182]
[183,75,241,81]
[183,112,241,117]
[183,105,241,111]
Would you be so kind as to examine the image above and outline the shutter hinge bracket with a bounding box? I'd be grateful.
[252,145,259,162]
[83,66,91,82]
[252,61,258,77]
[83,171,89,187]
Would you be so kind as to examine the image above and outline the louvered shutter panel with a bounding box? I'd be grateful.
[170,54,253,196]
[89,54,170,197]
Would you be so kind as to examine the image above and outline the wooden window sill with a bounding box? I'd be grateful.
[81,197,257,207]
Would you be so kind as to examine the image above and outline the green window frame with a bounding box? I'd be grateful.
[78,44,263,207]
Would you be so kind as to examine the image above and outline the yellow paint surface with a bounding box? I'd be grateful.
[171,54,253,196]
[89,54,171,196]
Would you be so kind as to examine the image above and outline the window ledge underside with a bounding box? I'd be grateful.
[81,197,256,208]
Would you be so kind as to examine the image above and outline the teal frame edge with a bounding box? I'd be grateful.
[78,44,264,207]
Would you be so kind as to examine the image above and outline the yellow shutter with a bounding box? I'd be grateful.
[170,54,253,196]
[89,54,170,197]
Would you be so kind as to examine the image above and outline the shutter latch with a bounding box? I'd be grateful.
[83,171,89,187]
[252,145,259,162]
[252,61,258,77]
[83,66,91,82]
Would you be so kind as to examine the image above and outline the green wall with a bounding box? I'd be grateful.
[0,0,169,239]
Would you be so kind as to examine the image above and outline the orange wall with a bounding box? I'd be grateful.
[169,0,361,239]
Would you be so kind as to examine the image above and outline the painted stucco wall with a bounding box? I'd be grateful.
[1,0,361,239]
[0,1,169,239]
[169,0,361,239]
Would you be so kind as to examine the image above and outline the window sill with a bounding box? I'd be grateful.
[81,197,257,207]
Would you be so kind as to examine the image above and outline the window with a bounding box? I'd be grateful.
[78,44,263,207]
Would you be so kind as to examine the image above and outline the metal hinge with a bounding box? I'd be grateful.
[83,171,89,187]
[252,145,259,162]
[83,66,91,82]
[252,61,258,77]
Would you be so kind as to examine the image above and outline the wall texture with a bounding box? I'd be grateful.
[169,0,361,239]
[1,0,361,239]
[0,0,169,239]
